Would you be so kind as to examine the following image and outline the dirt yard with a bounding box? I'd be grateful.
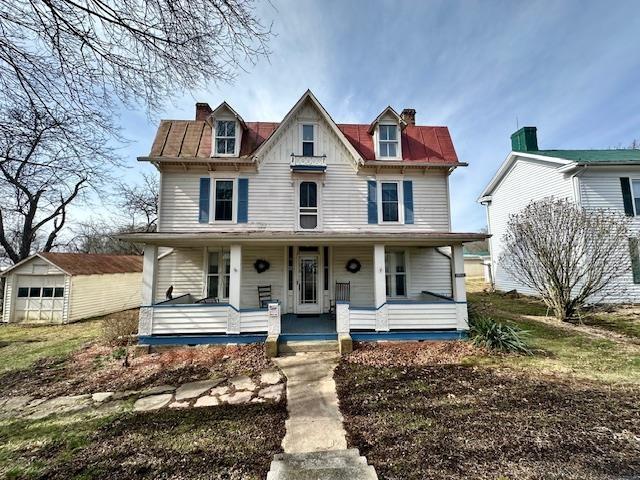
[336,344,640,480]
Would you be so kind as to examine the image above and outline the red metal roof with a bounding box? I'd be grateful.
[39,253,143,276]
[147,120,459,165]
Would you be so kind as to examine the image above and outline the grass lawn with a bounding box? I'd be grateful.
[335,279,640,480]
[0,317,102,373]
[0,402,286,479]
[0,311,286,479]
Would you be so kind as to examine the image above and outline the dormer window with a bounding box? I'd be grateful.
[215,120,236,156]
[378,124,399,158]
[301,124,316,156]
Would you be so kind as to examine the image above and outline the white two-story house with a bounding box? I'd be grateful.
[479,126,640,303]
[123,90,485,352]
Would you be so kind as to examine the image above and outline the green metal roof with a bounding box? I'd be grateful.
[517,149,640,164]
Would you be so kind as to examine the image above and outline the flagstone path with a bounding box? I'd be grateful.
[0,369,285,419]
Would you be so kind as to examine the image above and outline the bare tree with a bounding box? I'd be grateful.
[0,0,271,116]
[0,98,118,264]
[501,198,635,321]
[0,0,270,264]
[69,173,159,254]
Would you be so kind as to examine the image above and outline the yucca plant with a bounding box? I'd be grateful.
[469,316,532,355]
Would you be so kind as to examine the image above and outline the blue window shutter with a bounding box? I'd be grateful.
[199,177,210,223]
[238,178,249,223]
[367,180,377,224]
[403,180,414,224]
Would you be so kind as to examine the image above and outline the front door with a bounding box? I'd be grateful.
[296,253,320,313]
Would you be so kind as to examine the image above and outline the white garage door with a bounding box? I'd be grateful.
[14,275,66,323]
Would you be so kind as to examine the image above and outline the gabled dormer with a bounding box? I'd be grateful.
[197,101,246,158]
[368,106,407,161]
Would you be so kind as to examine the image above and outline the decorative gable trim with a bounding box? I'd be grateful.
[368,106,407,135]
[251,90,363,169]
[210,101,247,130]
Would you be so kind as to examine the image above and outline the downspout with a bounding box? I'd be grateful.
[569,164,588,205]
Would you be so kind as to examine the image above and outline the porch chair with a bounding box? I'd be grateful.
[258,285,272,308]
[330,281,350,319]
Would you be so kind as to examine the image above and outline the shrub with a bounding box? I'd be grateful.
[101,311,138,346]
[469,316,531,355]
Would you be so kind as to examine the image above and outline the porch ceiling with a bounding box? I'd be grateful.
[118,230,489,247]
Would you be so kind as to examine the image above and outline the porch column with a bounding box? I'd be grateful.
[139,244,158,336]
[373,244,389,331]
[451,244,469,330]
[228,244,242,334]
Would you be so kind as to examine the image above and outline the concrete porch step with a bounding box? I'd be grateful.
[278,340,338,354]
[267,449,378,480]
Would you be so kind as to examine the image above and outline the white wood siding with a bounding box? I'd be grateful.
[578,168,640,302]
[407,247,452,299]
[240,310,268,332]
[348,308,376,330]
[152,305,228,334]
[387,302,458,329]
[241,245,285,309]
[158,98,451,233]
[332,245,374,307]
[2,273,13,323]
[68,272,142,322]
[155,248,204,302]
[488,157,575,294]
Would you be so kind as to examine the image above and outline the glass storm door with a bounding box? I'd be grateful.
[297,254,320,313]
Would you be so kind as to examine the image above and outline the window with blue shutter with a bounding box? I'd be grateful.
[199,177,211,223]
[367,180,377,224]
[403,180,414,224]
[237,178,249,223]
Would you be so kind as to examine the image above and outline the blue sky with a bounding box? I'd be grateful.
[114,0,640,231]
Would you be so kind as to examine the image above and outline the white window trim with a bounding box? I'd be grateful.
[209,176,238,224]
[213,118,241,157]
[294,177,323,231]
[385,248,408,298]
[374,123,402,160]
[631,178,640,215]
[377,179,404,224]
[203,247,231,301]
[299,122,318,157]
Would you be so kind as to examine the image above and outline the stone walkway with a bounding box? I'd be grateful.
[0,369,285,419]
[273,352,347,453]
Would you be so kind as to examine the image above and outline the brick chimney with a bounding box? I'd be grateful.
[195,102,212,121]
[401,108,416,126]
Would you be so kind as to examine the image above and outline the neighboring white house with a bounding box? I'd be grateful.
[122,90,486,351]
[478,126,640,303]
[1,253,143,324]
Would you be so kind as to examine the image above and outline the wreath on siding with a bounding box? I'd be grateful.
[346,258,361,274]
[254,259,270,273]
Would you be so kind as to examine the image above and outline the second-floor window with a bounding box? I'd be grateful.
[381,182,400,222]
[215,120,236,155]
[214,180,234,221]
[299,181,318,229]
[379,124,399,158]
[301,124,315,156]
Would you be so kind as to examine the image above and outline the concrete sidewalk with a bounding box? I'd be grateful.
[273,352,347,453]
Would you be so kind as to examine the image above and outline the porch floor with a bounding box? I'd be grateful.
[281,313,336,334]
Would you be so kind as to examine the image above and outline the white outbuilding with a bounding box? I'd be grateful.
[1,253,143,324]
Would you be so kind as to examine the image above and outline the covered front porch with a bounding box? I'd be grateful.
[130,231,483,347]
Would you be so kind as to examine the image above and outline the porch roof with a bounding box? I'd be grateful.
[118,230,489,247]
